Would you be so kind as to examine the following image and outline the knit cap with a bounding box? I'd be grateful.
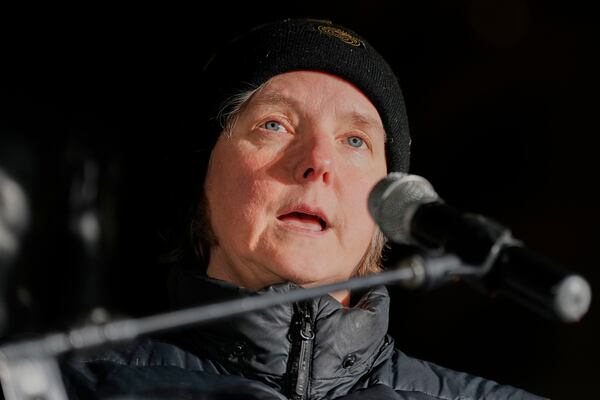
[200,18,411,172]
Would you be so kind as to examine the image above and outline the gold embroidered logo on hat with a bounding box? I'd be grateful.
[317,25,364,47]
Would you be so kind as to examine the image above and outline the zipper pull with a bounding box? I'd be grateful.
[300,307,315,341]
[293,304,314,400]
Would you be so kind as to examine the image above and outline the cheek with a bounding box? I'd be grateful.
[205,142,276,242]
[340,173,383,242]
[234,174,276,225]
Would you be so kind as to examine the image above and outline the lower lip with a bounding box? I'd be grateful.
[276,218,329,237]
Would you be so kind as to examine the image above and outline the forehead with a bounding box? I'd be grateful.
[247,71,385,137]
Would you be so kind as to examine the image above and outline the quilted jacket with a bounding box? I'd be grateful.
[62,268,545,400]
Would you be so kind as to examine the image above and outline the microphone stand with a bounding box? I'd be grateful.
[0,254,526,400]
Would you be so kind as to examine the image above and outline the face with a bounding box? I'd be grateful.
[204,71,388,290]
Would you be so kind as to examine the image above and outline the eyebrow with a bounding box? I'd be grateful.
[251,92,300,109]
[346,111,387,141]
[252,91,387,140]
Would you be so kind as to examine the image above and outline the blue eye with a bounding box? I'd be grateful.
[264,120,286,132]
[347,136,365,148]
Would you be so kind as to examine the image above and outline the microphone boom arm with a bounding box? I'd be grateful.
[0,257,464,400]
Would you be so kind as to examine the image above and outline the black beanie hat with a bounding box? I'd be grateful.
[200,18,410,172]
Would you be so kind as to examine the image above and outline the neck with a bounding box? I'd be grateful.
[330,290,351,307]
[206,247,352,306]
[206,247,280,291]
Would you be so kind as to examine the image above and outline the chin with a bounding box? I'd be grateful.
[269,257,351,286]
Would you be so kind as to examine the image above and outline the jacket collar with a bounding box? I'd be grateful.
[167,265,390,383]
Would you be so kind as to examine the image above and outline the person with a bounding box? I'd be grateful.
[61,18,545,399]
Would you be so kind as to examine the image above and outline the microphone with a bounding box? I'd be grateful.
[368,172,592,323]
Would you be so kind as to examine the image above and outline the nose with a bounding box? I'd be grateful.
[293,134,335,185]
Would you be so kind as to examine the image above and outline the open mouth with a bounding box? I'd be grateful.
[277,211,328,232]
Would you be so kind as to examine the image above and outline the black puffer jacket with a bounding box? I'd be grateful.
[62,268,546,399]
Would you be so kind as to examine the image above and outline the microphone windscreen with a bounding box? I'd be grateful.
[368,172,438,243]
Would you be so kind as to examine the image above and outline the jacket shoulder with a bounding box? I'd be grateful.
[365,348,548,400]
[61,338,285,400]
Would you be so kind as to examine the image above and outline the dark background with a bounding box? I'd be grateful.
[1,1,598,398]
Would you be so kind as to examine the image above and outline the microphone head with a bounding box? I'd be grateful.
[368,172,439,244]
[554,274,592,323]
